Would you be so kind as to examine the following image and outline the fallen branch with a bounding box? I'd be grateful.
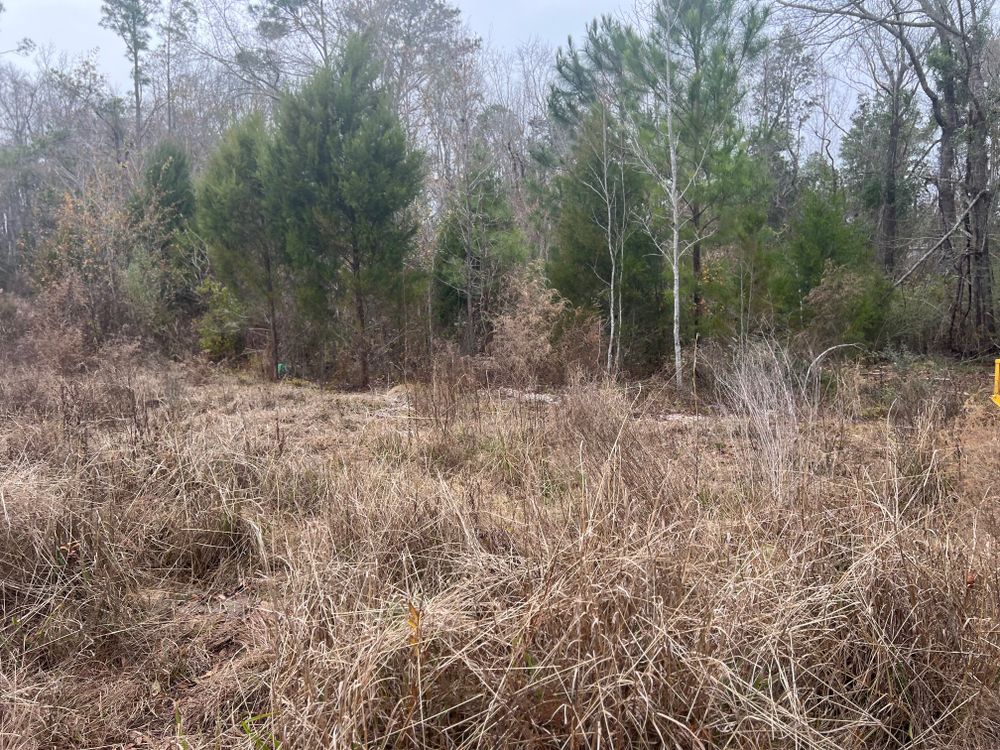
[893,190,986,288]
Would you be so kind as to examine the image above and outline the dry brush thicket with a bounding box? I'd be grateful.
[1,341,1000,749]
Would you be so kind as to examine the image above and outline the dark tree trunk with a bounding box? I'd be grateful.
[265,255,279,381]
[132,49,142,146]
[951,105,996,351]
[352,243,370,388]
[879,97,901,272]
[464,241,475,355]
[691,203,703,330]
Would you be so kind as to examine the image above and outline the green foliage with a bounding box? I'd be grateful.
[689,152,775,337]
[199,37,422,382]
[122,247,169,333]
[134,141,202,322]
[271,36,422,300]
[196,279,246,360]
[435,164,528,351]
[657,0,769,184]
[552,0,770,360]
[548,117,668,372]
[840,91,930,237]
[750,182,893,347]
[238,712,281,750]
[200,112,284,375]
[774,189,872,313]
[802,264,892,347]
[199,114,280,310]
[269,34,422,381]
[751,28,817,172]
[884,277,951,354]
[714,203,785,332]
[100,0,160,81]
[123,243,203,345]
[143,141,196,230]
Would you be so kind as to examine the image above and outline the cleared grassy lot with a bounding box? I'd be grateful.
[2,347,999,749]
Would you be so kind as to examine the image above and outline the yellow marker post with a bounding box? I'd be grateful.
[994,359,1000,407]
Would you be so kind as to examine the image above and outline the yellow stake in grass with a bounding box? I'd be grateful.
[994,359,1000,407]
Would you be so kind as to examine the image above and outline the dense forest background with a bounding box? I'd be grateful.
[1,0,998,386]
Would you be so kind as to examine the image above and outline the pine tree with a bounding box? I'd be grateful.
[270,35,422,386]
[776,183,871,316]
[144,141,195,231]
[100,0,160,144]
[840,91,929,273]
[199,114,284,378]
[652,0,767,331]
[126,140,200,325]
[548,111,667,374]
[552,2,766,381]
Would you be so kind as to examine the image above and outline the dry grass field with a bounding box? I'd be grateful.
[2,344,1000,748]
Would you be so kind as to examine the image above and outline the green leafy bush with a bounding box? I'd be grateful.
[196,279,246,361]
[802,263,892,347]
[773,190,871,318]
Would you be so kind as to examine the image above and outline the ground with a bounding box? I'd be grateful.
[2,348,1000,749]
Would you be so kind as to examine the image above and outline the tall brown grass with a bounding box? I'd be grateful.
[1,340,999,748]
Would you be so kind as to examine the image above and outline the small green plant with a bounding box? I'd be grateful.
[174,707,192,750]
[240,713,281,750]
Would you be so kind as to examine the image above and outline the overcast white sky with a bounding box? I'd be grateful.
[1,0,618,87]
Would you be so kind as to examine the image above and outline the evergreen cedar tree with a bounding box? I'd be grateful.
[200,36,422,384]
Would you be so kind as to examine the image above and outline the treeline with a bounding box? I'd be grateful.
[0,0,998,385]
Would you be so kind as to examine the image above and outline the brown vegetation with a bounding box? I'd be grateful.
[1,334,999,748]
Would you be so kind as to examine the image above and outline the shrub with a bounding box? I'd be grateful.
[0,292,30,358]
[801,262,891,347]
[884,276,951,353]
[196,279,246,361]
[29,277,92,373]
[123,249,169,334]
[489,272,601,387]
[31,169,201,353]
